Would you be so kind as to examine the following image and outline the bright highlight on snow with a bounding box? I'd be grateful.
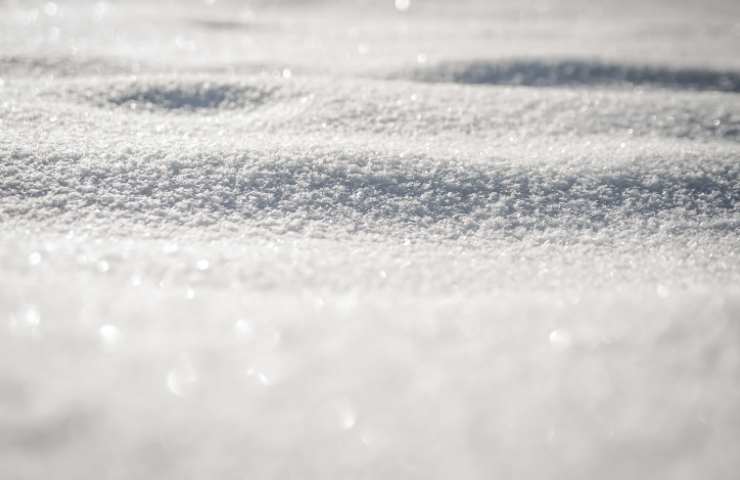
[395,0,411,12]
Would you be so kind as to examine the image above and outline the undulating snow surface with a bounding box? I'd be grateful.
[1,0,739,478]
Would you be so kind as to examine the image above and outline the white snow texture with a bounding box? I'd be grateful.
[1,0,739,479]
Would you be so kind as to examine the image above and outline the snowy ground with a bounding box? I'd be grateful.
[1,0,739,478]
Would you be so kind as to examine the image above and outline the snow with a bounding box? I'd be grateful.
[1,0,739,479]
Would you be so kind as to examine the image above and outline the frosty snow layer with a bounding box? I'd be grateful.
[1,0,739,479]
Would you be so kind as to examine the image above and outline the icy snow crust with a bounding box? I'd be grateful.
[1,0,740,479]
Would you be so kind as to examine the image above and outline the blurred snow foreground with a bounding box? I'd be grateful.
[1,0,739,478]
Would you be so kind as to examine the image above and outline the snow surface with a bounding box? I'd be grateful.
[1,0,739,479]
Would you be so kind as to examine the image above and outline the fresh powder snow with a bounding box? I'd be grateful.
[1,0,739,479]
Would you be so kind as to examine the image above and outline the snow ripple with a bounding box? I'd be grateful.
[102,81,278,112]
[2,145,737,235]
[0,55,139,78]
[401,59,740,93]
[14,74,739,141]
